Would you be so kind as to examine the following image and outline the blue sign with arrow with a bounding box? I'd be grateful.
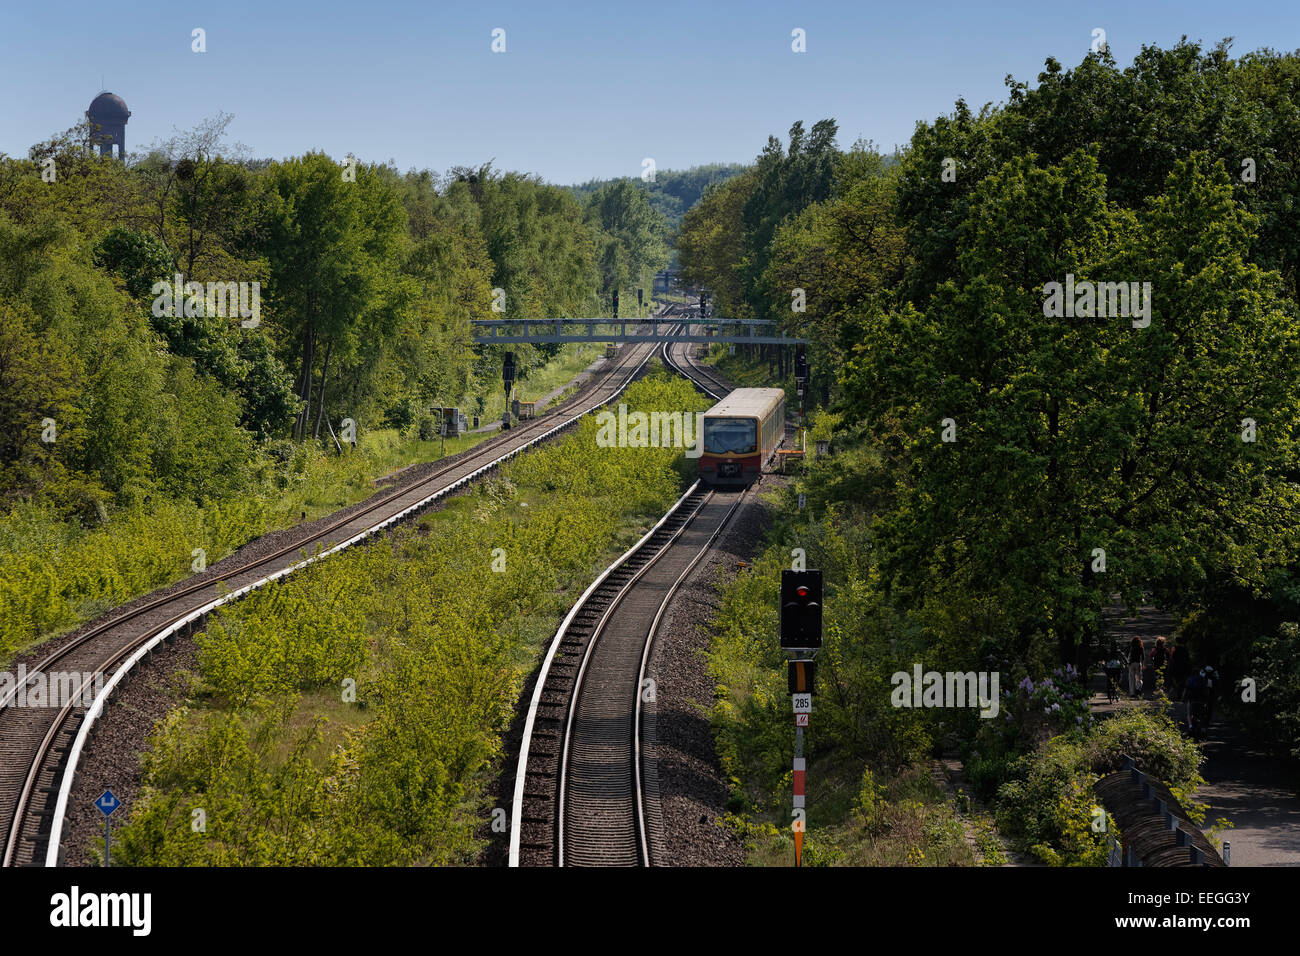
[95,789,120,817]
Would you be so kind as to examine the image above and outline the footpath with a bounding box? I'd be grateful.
[1094,602,1300,866]
[1194,719,1300,866]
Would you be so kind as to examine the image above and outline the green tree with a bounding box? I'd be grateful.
[584,180,668,304]
[260,153,404,440]
[0,301,97,514]
[764,144,907,365]
[677,170,757,315]
[740,119,840,315]
[844,153,1300,661]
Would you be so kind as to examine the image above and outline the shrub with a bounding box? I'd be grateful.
[994,708,1203,865]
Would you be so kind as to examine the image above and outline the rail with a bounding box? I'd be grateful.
[31,339,662,867]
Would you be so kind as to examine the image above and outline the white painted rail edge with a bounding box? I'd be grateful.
[508,479,701,867]
[43,344,658,866]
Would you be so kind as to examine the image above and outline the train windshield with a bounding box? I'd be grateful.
[704,418,757,455]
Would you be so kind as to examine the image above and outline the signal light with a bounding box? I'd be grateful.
[787,659,816,694]
[781,569,823,649]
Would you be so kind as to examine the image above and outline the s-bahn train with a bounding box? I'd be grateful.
[698,388,786,485]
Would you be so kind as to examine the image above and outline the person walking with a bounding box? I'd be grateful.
[1151,636,1169,694]
[1185,664,1218,738]
[1127,635,1144,698]
[1103,639,1124,704]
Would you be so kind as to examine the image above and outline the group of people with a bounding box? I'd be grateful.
[1121,634,1190,699]
[1102,634,1218,736]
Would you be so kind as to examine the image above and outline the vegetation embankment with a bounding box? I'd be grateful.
[109,373,706,865]
[0,341,601,665]
[0,114,674,664]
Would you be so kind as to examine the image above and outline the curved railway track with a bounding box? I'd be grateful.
[663,333,729,400]
[656,305,732,399]
[1,331,666,868]
[7,305,743,868]
[510,482,747,866]
[510,328,746,867]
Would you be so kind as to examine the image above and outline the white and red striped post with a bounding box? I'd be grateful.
[793,743,806,866]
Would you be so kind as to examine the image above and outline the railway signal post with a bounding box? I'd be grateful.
[502,351,516,430]
[781,569,823,867]
[95,789,120,867]
[794,344,809,451]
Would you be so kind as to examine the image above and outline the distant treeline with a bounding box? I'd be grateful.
[569,163,748,257]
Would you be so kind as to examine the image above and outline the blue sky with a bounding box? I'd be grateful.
[3,0,1298,183]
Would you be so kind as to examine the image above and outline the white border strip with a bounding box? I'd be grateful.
[41,344,658,866]
[508,480,701,867]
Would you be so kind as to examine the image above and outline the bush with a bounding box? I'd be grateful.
[383,399,417,432]
[0,498,267,662]
[966,665,1094,797]
[417,414,439,441]
[994,708,1203,865]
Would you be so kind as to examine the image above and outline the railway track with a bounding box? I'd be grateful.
[655,304,732,399]
[663,332,729,400]
[505,309,748,867]
[510,482,747,866]
[1,331,666,868]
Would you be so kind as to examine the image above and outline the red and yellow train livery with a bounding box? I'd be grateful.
[698,387,785,485]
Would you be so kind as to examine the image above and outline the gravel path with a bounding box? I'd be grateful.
[62,638,197,866]
[646,478,777,866]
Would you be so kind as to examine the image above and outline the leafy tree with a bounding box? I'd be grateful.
[0,301,97,514]
[843,153,1300,662]
[677,170,757,315]
[260,153,403,440]
[763,144,908,362]
[93,226,172,297]
[740,119,840,314]
[584,179,668,302]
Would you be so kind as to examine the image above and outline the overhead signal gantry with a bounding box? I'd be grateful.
[471,317,808,346]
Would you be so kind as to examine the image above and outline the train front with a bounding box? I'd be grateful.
[699,414,760,484]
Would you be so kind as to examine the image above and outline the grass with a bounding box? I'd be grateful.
[267,429,485,527]
[736,760,987,867]
[707,343,785,389]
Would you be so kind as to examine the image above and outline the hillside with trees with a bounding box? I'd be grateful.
[570,163,748,268]
[681,38,1300,864]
